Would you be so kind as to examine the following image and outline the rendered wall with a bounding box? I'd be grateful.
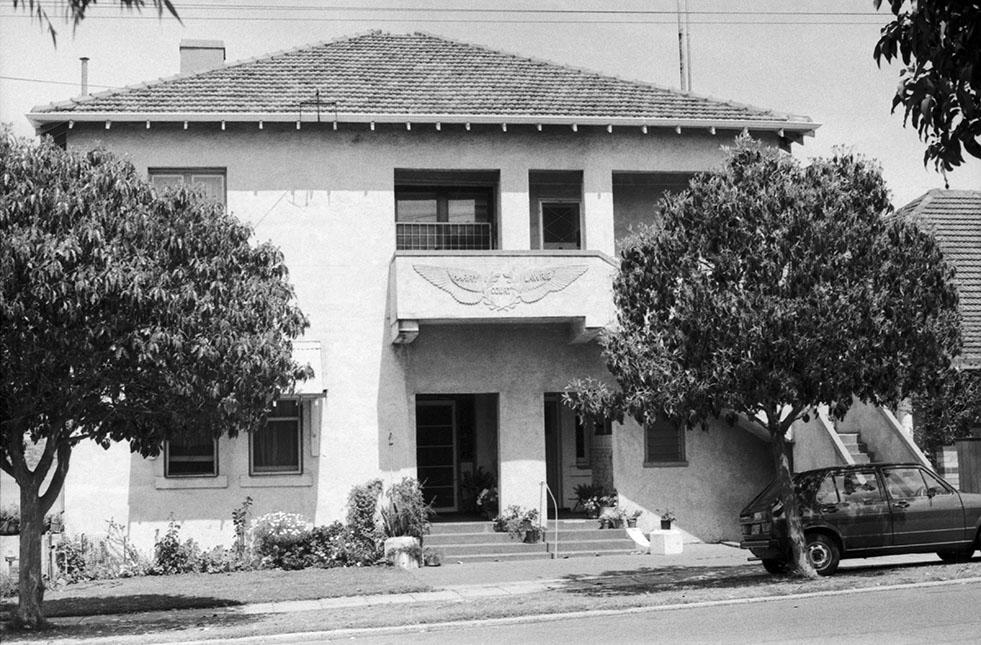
[59,123,747,542]
[614,419,774,542]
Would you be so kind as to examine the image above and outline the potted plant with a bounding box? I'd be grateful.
[598,490,619,517]
[657,509,676,530]
[380,477,434,569]
[475,487,499,520]
[493,505,543,543]
[598,507,621,529]
[573,483,604,517]
[622,508,643,528]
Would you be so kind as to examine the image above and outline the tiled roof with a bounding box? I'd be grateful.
[899,190,981,368]
[31,31,813,128]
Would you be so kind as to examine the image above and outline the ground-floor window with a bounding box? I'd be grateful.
[165,436,218,477]
[250,399,302,475]
[644,417,686,466]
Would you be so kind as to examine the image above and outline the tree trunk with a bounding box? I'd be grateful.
[771,428,817,578]
[15,480,47,629]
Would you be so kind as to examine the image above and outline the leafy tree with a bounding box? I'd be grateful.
[874,0,981,172]
[0,131,309,628]
[913,368,981,459]
[566,138,961,577]
[13,0,180,44]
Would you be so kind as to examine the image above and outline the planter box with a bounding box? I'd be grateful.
[384,536,421,569]
[649,529,683,555]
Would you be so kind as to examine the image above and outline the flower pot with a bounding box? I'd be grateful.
[585,507,599,519]
[660,519,673,530]
[383,536,421,569]
[626,518,638,528]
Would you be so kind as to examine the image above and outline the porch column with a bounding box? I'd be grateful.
[499,165,530,250]
[498,388,546,510]
[583,165,614,257]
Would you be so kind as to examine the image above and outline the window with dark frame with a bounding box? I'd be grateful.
[250,399,302,475]
[149,168,227,206]
[165,436,218,477]
[644,417,686,465]
[575,416,588,466]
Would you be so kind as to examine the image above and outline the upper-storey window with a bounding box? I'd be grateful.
[529,170,583,250]
[149,168,226,207]
[395,169,498,250]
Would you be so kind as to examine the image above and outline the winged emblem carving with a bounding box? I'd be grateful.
[413,264,588,311]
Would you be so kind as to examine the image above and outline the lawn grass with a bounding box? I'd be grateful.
[2,557,979,643]
[0,566,431,618]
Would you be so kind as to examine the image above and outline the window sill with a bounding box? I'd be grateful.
[239,474,313,488]
[155,476,228,490]
[643,461,689,468]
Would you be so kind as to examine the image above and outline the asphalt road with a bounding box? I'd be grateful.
[345,581,981,644]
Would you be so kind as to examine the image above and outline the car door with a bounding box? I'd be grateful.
[882,466,966,548]
[825,468,893,551]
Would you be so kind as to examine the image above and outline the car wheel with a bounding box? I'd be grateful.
[761,558,789,575]
[937,547,975,564]
[806,533,840,576]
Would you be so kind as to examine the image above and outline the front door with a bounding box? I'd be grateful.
[882,466,966,548]
[416,400,457,511]
[544,395,562,513]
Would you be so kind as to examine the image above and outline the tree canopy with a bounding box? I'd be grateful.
[0,130,309,627]
[567,138,962,576]
[913,368,981,458]
[874,0,981,172]
[13,0,180,44]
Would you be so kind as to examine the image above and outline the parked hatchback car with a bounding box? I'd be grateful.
[740,463,981,575]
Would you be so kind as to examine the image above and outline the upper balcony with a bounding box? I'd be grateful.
[389,250,617,344]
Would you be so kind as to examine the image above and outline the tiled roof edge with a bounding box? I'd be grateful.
[30,30,385,115]
[407,30,814,125]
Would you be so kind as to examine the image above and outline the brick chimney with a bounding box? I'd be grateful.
[179,39,225,75]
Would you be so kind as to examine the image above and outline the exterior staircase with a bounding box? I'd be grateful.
[837,432,874,464]
[426,519,638,563]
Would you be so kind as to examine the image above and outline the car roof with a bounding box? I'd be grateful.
[795,463,927,478]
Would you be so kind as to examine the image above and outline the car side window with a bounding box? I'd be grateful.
[920,470,954,496]
[814,474,839,505]
[883,468,928,499]
[837,470,884,504]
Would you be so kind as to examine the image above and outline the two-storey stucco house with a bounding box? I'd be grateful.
[15,31,923,553]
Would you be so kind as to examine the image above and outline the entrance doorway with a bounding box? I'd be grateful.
[544,394,594,514]
[416,394,499,515]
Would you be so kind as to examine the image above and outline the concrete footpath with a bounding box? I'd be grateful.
[242,542,751,615]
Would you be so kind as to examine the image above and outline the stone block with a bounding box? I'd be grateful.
[648,529,683,555]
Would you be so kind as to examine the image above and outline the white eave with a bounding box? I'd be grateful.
[28,110,819,136]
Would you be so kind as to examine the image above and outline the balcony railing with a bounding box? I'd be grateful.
[396,222,493,251]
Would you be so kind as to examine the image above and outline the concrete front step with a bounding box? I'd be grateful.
[428,520,640,561]
[429,521,496,535]
[437,541,549,557]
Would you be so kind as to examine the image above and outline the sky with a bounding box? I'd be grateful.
[1,0,978,208]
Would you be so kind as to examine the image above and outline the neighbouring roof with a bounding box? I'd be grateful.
[29,31,816,133]
[898,190,981,369]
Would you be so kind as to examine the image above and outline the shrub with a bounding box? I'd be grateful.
[0,573,15,598]
[379,478,433,539]
[54,520,151,583]
[251,512,313,569]
[346,479,384,559]
[232,496,253,557]
[150,521,202,575]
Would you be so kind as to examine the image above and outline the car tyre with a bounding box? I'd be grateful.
[937,547,975,564]
[761,558,789,575]
[806,533,840,576]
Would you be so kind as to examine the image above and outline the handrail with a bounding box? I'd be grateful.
[539,480,560,559]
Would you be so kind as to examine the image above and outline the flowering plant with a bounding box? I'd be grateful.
[476,487,499,518]
[251,512,313,565]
